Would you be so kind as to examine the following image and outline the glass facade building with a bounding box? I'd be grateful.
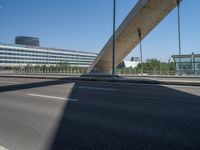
[0,43,97,68]
[172,53,200,76]
[15,36,40,47]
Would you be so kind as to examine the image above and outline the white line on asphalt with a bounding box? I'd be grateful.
[162,84,200,89]
[0,145,9,150]
[27,93,78,102]
[57,85,75,88]
[79,86,118,91]
[0,81,20,84]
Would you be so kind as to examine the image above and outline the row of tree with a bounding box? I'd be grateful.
[137,59,176,72]
[2,59,176,75]
[117,59,176,75]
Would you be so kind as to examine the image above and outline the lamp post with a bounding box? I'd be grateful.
[177,0,182,75]
[112,0,116,78]
[177,0,181,57]
[138,29,143,74]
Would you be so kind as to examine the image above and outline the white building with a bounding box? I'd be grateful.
[123,60,139,68]
[0,43,97,68]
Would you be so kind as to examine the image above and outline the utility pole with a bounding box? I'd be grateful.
[192,52,195,76]
[138,29,143,74]
[177,0,182,59]
[177,0,182,75]
[112,0,116,78]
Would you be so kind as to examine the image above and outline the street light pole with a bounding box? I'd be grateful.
[177,0,182,75]
[177,0,181,57]
[112,0,116,78]
[138,29,143,74]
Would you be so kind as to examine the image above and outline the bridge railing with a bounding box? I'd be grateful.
[1,67,200,77]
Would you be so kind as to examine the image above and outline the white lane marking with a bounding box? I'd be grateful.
[0,145,9,150]
[162,84,200,89]
[57,85,75,88]
[0,81,20,84]
[79,86,118,91]
[27,93,78,102]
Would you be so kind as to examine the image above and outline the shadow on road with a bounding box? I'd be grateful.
[49,80,200,150]
[0,78,74,93]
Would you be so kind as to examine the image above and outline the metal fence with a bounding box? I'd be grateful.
[0,67,182,77]
[116,69,176,76]
[12,68,87,76]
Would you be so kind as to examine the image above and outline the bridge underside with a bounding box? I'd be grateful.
[89,0,178,75]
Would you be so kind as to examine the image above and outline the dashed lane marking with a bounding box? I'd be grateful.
[27,93,78,102]
[0,81,20,84]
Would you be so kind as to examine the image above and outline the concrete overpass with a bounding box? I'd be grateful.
[89,0,179,74]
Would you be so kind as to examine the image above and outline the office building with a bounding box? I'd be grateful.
[0,38,97,68]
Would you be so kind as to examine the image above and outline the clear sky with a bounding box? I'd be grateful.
[0,0,199,62]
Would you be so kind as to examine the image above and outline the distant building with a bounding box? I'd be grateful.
[15,36,40,47]
[118,57,140,68]
[172,53,200,76]
[0,37,97,68]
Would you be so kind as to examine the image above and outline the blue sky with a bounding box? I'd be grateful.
[0,0,199,62]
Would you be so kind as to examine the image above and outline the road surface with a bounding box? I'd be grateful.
[0,77,200,150]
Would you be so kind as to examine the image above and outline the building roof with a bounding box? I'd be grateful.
[172,54,200,58]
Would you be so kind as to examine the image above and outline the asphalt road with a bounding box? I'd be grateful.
[0,77,200,150]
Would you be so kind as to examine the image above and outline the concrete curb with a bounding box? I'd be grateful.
[0,74,200,86]
[123,75,200,79]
